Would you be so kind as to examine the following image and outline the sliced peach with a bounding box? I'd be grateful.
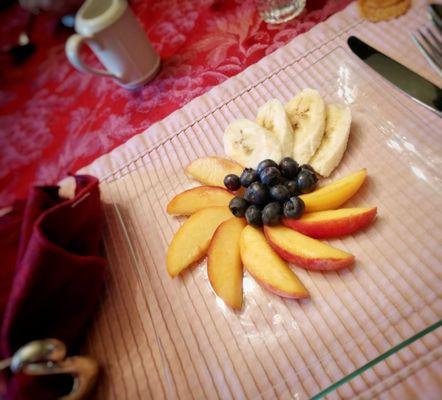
[300,168,367,212]
[240,225,309,299]
[166,206,232,277]
[208,217,246,309]
[283,207,377,238]
[185,157,243,187]
[264,225,354,271]
[167,186,234,216]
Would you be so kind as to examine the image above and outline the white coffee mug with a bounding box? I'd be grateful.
[65,0,160,89]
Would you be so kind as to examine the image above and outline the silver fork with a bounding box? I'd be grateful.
[411,8,442,77]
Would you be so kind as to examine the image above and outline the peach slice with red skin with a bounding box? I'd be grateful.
[185,157,243,187]
[300,168,367,212]
[208,217,246,309]
[283,207,377,239]
[240,225,309,299]
[264,225,354,271]
[167,186,234,216]
[166,206,232,277]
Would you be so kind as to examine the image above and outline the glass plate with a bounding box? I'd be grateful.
[85,46,442,400]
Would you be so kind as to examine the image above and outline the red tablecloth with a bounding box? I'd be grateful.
[0,0,352,207]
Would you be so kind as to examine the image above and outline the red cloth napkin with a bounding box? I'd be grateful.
[0,175,106,399]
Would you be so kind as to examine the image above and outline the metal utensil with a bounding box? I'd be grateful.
[411,27,442,77]
[347,36,442,116]
[429,3,442,29]
[410,6,442,77]
[0,339,98,400]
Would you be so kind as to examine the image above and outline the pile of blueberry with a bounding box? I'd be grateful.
[224,157,318,227]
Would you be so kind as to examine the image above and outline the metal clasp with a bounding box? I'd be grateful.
[1,339,98,400]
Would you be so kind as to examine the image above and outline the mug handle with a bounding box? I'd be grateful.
[65,34,122,81]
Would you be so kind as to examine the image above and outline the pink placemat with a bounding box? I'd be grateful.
[77,1,442,399]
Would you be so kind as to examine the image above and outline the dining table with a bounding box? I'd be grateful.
[0,0,441,399]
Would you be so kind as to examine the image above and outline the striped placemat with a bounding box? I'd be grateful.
[80,2,442,399]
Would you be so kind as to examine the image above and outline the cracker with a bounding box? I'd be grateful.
[359,0,411,22]
[363,0,402,7]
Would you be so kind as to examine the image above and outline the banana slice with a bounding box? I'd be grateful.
[256,99,294,157]
[223,119,282,168]
[285,88,326,164]
[309,104,352,177]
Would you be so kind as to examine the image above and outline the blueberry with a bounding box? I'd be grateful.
[296,169,317,194]
[299,164,318,185]
[244,182,268,205]
[257,159,278,174]
[224,174,241,191]
[269,184,290,203]
[285,180,299,196]
[259,166,281,186]
[300,164,317,175]
[245,205,262,226]
[279,157,299,179]
[239,168,259,187]
[283,197,305,219]
[262,202,283,226]
[279,176,288,185]
[229,196,249,217]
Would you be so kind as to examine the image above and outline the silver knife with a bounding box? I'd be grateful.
[429,3,442,29]
[347,36,442,116]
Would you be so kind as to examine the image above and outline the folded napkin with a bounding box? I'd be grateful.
[0,175,106,399]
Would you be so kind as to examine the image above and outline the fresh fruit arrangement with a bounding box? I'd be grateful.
[167,155,377,309]
[165,88,376,310]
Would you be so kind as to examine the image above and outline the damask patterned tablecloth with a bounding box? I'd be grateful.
[0,0,351,206]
